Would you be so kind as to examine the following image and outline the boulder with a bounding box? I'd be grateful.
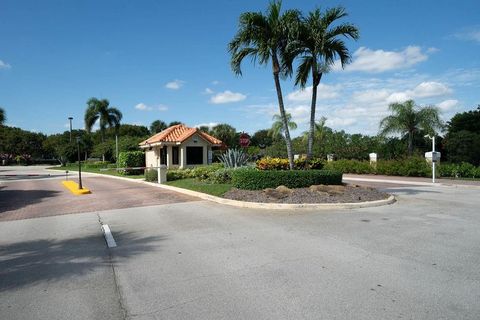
[309,184,345,194]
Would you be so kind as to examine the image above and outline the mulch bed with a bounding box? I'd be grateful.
[223,183,389,204]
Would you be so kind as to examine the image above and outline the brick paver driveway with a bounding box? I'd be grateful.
[0,172,198,221]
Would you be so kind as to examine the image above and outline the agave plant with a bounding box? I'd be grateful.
[219,148,248,168]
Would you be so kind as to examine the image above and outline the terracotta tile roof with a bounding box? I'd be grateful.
[139,124,222,146]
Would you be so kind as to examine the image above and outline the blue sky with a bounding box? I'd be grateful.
[1,0,479,136]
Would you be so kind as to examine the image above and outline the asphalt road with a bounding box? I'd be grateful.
[1,166,479,319]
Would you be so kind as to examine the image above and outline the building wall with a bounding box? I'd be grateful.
[145,149,157,168]
[180,134,211,168]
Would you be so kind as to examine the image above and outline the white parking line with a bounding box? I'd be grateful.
[101,224,117,248]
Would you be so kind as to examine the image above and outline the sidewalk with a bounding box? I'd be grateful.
[343,174,480,187]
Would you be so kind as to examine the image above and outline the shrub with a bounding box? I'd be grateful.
[145,169,158,182]
[117,151,145,175]
[324,159,373,174]
[439,162,480,178]
[167,169,193,181]
[256,157,325,170]
[219,148,248,168]
[208,168,235,184]
[377,157,431,177]
[231,168,343,190]
[190,163,224,181]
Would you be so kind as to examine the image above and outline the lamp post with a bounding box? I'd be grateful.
[68,117,73,142]
[76,136,83,189]
[425,134,436,183]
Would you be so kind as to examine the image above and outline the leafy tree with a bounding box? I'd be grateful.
[168,121,182,127]
[251,129,275,147]
[150,120,168,134]
[84,98,123,161]
[212,123,237,147]
[447,105,480,133]
[269,113,297,139]
[198,126,212,135]
[0,107,5,125]
[117,124,149,138]
[229,0,300,169]
[43,130,91,165]
[379,100,443,156]
[444,106,480,165]
[289,7,358,159]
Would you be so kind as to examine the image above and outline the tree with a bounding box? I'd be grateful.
[270,113,297,139]
[212,123,237,147]
[229,0,300,169]
[84,98,123,161]
[150,120,168,134]
[251,129,275,147]
[379,100,443,156]
[444,106,480,165]
[168,121,183,127]
[0,107,5,125]
[289,7,359,159]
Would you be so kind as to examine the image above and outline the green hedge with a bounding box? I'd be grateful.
[323,157,432,177]
[145,169,158,182]
[231,169,343,190]
[117,151,145,175]
[438,162,480,178]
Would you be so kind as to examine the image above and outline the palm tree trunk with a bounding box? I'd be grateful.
[101,130,105,162]
[272,54,294,169]
[307,72,322,160]
[408,131,413,156]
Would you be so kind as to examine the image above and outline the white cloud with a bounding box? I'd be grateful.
[325,117,357,127]
[204,88,214,94]
[165,79,185,90]
[287,84,340,102]
[352,89,390,104]
[194,122,218,129]
[210,90,246,104]
[387,81,452,103]
[212,80,220,85]
[334,46,429,73]
[135,103,168,111]
[437,99,458,111]
[0,60,11,69]
[453,26,480,43]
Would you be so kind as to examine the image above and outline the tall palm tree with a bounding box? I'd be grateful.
[84,98,123,161]
[289,7,359,159]
[229,0,300,169]
[379,100,443,156]
[150,120,167,134]
[302,116,327,144]
[0,107,5,126]
[270,113,297,139]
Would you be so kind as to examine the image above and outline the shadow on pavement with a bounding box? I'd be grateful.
[0,231,166,292]
[0,189,61,214]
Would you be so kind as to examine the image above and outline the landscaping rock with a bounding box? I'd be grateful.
[309,184,346,194]
[275,185,293,194]
[263,188,288,199]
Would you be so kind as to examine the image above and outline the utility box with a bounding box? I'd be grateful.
[369,153,378,163]
[327,154,335,162]
[425,151,441,163]
[157,165,167,184]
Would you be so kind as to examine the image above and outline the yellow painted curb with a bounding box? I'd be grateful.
[62,181,91,195]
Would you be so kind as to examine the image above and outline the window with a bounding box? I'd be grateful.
[186,147,203,165]
[160,147,167,165]
[172,146,179,165]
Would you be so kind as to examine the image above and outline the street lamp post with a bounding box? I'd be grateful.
[76,136,83,189]
[68,117,73,142]
[425,135,437,184]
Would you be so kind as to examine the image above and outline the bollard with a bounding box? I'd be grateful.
[157,165,167,184]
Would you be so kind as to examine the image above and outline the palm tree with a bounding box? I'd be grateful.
[150,120,167,134]
[229,0,300,169]
[302,116,327,144]
[0,107,5,126]
[289,7,359,159]
[379,100,443,156]
[84,98,123,161]
[270,113,297,139]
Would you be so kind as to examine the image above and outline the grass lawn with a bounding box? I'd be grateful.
[166,178,232,197]
[48,165,145,179]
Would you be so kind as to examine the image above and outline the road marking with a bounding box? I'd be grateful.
[101,224,117,248]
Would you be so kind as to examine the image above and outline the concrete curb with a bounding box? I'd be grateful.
[47,169,396,210]
[343,176,480,189]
